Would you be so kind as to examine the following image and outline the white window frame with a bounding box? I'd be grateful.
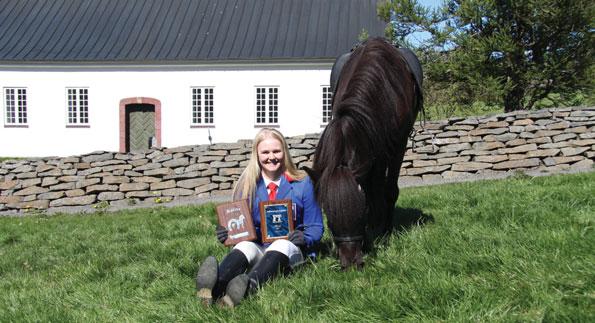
[321,85,332,125]
[191,87,215,126]
[4,87,28,126]
[66,87,89,126]
[255,86,279,126]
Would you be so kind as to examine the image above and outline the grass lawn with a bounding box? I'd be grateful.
[0,172,593,322]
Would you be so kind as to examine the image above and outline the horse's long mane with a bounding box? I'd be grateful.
[313,38,421,233]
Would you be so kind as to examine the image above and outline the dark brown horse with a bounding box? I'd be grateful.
[305,37,423,269]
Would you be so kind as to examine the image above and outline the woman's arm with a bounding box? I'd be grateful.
[301,177,324,248]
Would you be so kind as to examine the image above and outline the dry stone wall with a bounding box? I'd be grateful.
[402,106,594,185]
[1,106,594,215]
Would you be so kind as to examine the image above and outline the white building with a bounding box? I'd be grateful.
[0,0,385,157]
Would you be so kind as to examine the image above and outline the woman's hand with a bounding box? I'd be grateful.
[288,230,305,248]
[216,225,228,244]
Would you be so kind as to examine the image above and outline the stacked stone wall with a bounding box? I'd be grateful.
[1,107,593,215]
[401,106,594,184]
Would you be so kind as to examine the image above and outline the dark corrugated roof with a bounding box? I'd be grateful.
[0,0,385,63]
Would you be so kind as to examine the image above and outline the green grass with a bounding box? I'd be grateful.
[421,90,594,121]
[422,102,503,121]
[1,172,593,322]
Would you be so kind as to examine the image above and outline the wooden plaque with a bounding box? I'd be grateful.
[259,199,294,243]
[216,199,256,246]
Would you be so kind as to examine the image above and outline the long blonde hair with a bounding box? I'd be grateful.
[232,128,305,206]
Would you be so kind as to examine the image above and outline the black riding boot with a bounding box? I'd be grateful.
[196,249,249,305]
[248,251,290,288]
[213,249,249,298]
[196,256,218,305]
[220,251,289,307]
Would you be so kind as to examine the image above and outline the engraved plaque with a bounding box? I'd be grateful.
[216,199,256,246]
[259,199,294,243]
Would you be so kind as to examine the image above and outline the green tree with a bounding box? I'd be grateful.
[379,0,594,112]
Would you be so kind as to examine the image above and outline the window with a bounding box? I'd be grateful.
[66,88,89,125]
[255,87,278,125]
[4,88,28,125]
[322,86,332,124]
[191,87,214,125]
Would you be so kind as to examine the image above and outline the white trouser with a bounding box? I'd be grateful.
[233,239,304,268]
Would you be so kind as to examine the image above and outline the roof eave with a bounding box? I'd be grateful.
[0,57,337,70]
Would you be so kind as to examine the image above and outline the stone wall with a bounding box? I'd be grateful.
[1,106,594,215]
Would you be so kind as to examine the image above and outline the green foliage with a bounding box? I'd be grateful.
[421,73,503,119]
[0,157,22,162]
[92,200,110,210]
[1,172,594,321]
[378,0,432,47]
[358,28,370,42]
[379,0,595,112]
[423,100,501,121]
[533,90,595,110]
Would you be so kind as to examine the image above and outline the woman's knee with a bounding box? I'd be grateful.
[233,241,263,265]
[267,239,303,267]
[267,239,294,255]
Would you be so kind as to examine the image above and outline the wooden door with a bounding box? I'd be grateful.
[126,104,155,152]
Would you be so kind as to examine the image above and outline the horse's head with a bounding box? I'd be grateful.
[305,165,367,270]
[334,231,365,270]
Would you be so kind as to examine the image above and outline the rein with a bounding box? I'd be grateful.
[333,235,364,243]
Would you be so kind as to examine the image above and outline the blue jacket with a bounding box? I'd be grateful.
[251,174,324,251]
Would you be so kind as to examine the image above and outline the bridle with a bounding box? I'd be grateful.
[333,235,364,243]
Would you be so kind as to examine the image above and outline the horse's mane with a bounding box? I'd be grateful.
[313,38,420,231]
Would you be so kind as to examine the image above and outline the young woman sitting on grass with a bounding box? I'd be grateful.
[196,128,324,307]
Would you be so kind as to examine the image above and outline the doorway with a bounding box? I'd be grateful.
[126,104,155,152]
[119,97,161,153]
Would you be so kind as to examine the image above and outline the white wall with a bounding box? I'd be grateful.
[0,64,331,157]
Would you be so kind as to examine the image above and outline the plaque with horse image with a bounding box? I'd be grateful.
[216,199,257,246]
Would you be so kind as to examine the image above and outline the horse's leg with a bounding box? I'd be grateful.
[363,165,391,249]
[384,164,399,231]
[386,128,410,231]
[364,198,388,251]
